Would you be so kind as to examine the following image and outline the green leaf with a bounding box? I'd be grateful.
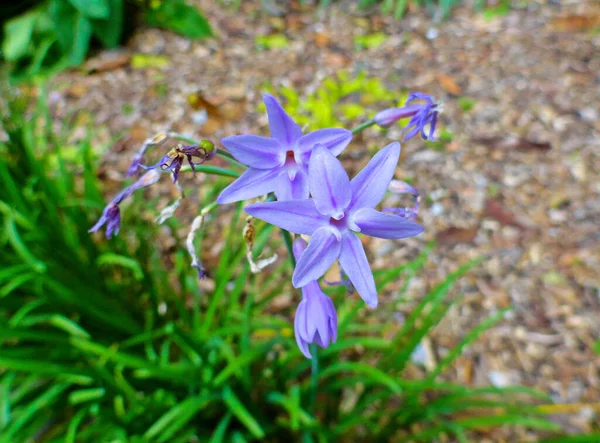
[2,10,39,61]
[49,1,93,66]
[97,253,144,281]
[91,0,123,47]
[144,0,212,39]
[222,387,265,439]
[70,12,93,65]
[67,0,110,19]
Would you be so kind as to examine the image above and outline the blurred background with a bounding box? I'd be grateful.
[0,0,599,441]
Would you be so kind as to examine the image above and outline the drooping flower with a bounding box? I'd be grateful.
[246,142,424,308]
[292,238,337,359]
[89,169,161,238]
[142,140,216,184]
[126,132,169,178]
[383,179,421,222]
[374,92,440,141]
[217,94,352,204]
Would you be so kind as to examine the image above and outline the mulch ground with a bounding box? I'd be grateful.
[47,0,600,439]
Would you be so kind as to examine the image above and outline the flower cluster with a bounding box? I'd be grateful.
[90,91,436,359]
[218,95,426,358]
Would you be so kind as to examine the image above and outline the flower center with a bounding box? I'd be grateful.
[284,150,300,180]
[330,215,348,230]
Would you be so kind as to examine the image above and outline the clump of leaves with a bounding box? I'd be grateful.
[0,0,212,80]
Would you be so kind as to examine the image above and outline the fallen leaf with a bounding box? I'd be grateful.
[314,32,329,48]
[85,52,130,73]
[484,199,524,228]
[436,226,478,245]
[187,92,221,119]
[131,53,170,69]
[472,136,551,152]
[549,15,600,32]
[437,73,462,95]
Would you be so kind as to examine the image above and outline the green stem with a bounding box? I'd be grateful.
[310,344,319,414]
[351,119,376,134]
[280,229,296,268]
[179,165,240,178]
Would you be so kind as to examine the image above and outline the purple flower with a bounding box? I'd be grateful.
[374,92,440,141]
[246,142,424,308]
[142,141,215,184]
[89,169,161,238]
[217,94,352,203]
[293,238,337,359]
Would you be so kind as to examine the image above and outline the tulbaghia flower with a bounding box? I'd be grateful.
[89,169,161,238]
[142,141,216,184]
[293,238,337,358]
[246,142,424,308]
[374,92,440,141]
[217,94,352,203]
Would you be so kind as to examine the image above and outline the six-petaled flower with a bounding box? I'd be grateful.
[246,142,424,308]
[217,94,352,203]
[292,238,338,359]
[374,92,440,141]
[89,169,161,238]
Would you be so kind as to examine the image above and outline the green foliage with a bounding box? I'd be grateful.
[0,88,574,441]
[354,32,387,50]
[0,0,211,80]
[255,34,289,50]
[261,71,404,130]
[144,0,212,39]
[457,96,476,112]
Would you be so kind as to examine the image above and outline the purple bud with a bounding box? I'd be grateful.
[373,105,423,128]
[294,283,338,359]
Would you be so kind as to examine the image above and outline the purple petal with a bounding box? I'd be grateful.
[428,112,437,140]
[406,92,434,105]
[348,142,400,212]
[221,135,284,169]
[217,167,280,204]
[245,199,327,235]
[275,169,309,201]
[326,296,338,343]
[351,208,424,239]
[263,94,303,147]
[294,301,312,358]
[373,105,421,127]
[292,237,308,262]
[338,232,377,308]
[295,128,352,163]
[292,227,342,288]
[308,146,351,218]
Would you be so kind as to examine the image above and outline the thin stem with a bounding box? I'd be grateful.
[351,119,376,134]
[280,229,296,268]
[310,344,319,414]
[179,165,240,178]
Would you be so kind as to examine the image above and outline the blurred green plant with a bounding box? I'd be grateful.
[0,0,211,81]
[314,0,514,20]
[0,86,583,442]
[261,71,404,130]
